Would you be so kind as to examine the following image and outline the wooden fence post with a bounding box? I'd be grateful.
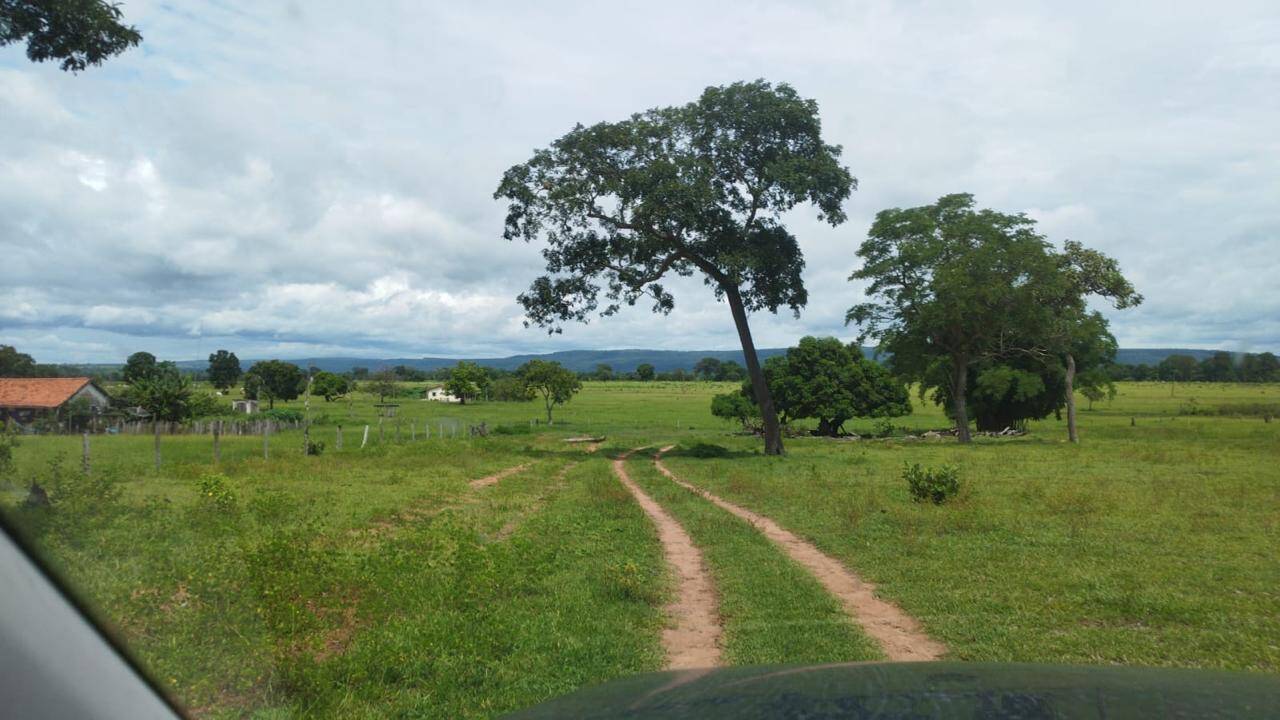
[361,424,369,449]
[410,421,416,441]
[82,431,90,475]
[378,417,384,443]
[263,422,270,460]
[396,418,401,443]
[336,425,343,450]
[213,421,222,463]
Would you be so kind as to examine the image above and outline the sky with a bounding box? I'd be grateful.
[2,1,1278,364]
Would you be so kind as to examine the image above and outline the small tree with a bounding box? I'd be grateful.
[0,0,142,72]
[491,376,536,402]
[367,369,399,403]
[635,363,655,381]
[311,371,350,401]
[243,360,303,409]
[518,360,581,424]
[206,350,242,391]
[762,337,910,436]
[710,392,759,432]
[593,364,614,382]
[444,361,488,404]
[123,351,159,385]
[694,357,723,381]
[495,80,855,455]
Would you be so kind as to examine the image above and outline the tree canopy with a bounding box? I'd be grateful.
[635,363,655,381]
[206,350,242,391]
[444,361,488,404]
[759,336,910,436]
[123,351,159,384]
[847,193,1139,443]
[495,79,854,455]
[0,0,142,71]
[311,371,350,402]
[517,360,581,424]
[243,360,303,409]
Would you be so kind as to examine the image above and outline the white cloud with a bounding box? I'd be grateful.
[0,0,1277,363]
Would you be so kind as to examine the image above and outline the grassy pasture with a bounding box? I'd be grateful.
[1,380,1277,717]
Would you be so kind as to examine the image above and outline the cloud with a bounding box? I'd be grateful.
[1,0,1277,363]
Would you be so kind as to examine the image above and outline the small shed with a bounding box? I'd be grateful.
[231,399,259,414]
[423,385,461,403]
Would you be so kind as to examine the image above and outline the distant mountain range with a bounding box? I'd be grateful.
[146,347,1226,374]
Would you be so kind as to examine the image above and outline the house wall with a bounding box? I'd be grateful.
[69,384,112,411]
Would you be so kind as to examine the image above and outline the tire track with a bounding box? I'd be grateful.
[613,449,723,670]
[469,462,530,489]
[653,446,945,662]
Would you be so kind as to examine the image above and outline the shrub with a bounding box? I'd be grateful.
[41,455,123,515]
[490,423,533,435]
[305,440,325,456]
[261,408,303,422]
[904,463,960,504]
[197,473,237,512]
[873,418,896,438]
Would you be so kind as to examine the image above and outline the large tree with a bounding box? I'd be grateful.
[635,363,655,381]
[243,360,303,409]
[123,351,159,384]
[495,80,855,455]
[0,345,37,377]
[0,0,141,71]
[206,350,242,391]
[1048,241,1141,442]
[311,371,350,402]
[847,194,1065,443]
[518,360,581,424]
[759,336,910,436]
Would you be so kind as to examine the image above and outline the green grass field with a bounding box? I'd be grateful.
[2,380,1277,717]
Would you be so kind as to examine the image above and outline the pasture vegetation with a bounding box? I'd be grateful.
[2,379,1278,718]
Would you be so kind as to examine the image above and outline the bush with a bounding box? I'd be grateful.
[490,423,533,435]
[305,440,325,456]
[873,418,897,438]
[904,463,960,504]
[197,473,237,512]
[261,408,303,422]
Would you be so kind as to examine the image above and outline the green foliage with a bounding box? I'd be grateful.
[305,440,325,456]
[243,360,303,409]
[260,408,303,423]
[0,344,37,377]
[310,371,350,401]
[123,351,158,384]
[710,392,759,431]
[444,361,488,404]
[903,463,960,505]
[206,350,242,391]
[128,365,195,422]
[517,359,581,423]
[196,473,237,512]
[40,455,122,515]
[635,363,655,381]
[605,559,660,605]
[0,425,17,476]
[490,377,535,402]
[489,422,533,435]
[762,336,911,436]
[848,193,1139,442]
[681,442,732,458]
[0,0,142,71]
[366,369,399,402]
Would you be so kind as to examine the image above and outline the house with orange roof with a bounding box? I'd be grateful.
[0,377,113,427]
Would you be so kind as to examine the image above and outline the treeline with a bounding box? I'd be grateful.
[1107,351,1279,383]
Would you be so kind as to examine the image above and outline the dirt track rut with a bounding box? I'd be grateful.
[654,446,945,662]
[613,450,723,669]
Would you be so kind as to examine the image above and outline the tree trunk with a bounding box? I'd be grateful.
[1065,352,1079,444]
[951,357,972,444]
[545,395,554,424]
[724,285,783,455]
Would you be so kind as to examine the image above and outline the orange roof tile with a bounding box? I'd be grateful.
[0,377,93,409]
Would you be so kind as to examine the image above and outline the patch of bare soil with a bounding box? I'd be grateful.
[654,447,946,662]
[469,462,531,489]
[613,450,723,670]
